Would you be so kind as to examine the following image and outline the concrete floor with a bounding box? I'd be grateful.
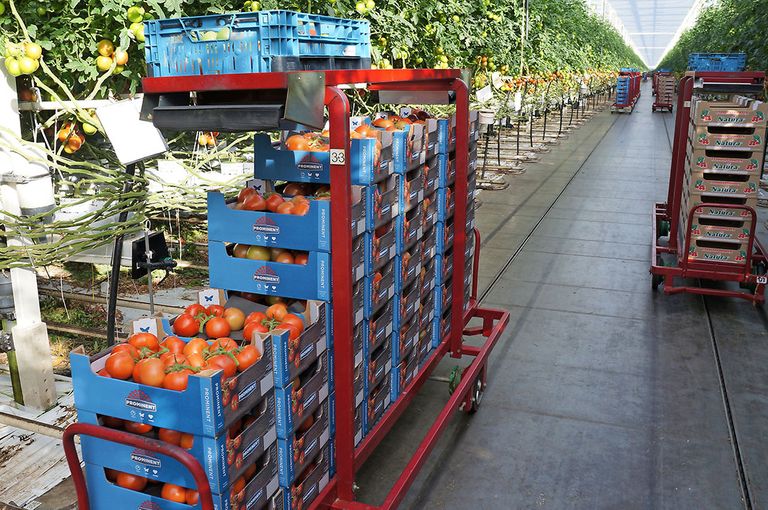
[355,83,768,509]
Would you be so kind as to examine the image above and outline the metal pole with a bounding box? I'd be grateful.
[106,162,137,346]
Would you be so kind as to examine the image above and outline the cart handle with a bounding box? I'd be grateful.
[62,422,215,510]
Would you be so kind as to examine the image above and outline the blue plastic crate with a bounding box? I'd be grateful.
[687,52,746,72]
[145,10,370,77]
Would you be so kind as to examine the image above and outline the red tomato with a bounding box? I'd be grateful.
[105,352,135,380]
[278,321,302,341]
[236,345,261,372]
[112,343,139,360]
[160,352,187,367]
[160,336,185,355]
[205,317,231,339]
[173,314,200,337]
[158,428,182,446]
[125,421,153,434]
[186,353,207,369]
[281,314,305,333]
[276,201,295,214]
[210,337,238,351]
[101,415,124,429]
[237,187,257,203]
[128,332,159,352]
[185,304,206,317]
[243,321,268,342]
[137,358,165,387]
[294,252,309,265]
[207,354,237,378]
[292,200,310,216]
[224,307,246,331]
[265,194,285,212]
[241,193,267,211]
[285,134,311,151]
[266,303,288,321]
[206,305,225,317]
[245,311,267,325]
[274,251,295,264]
[180,433,195,450]
[116,472,147,491]
[164,369,193,391]
[183,338,209,357]
[185,489,200,505]
[161,483,187,503]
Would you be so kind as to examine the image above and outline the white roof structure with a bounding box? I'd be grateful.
[584,0,715,67]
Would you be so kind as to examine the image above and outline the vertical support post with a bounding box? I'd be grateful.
[450,78,469,358]
[0,66,56,409]
[666,76,694,252]
[325,86,355,502]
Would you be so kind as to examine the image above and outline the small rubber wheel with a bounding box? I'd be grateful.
[466,375,485,414]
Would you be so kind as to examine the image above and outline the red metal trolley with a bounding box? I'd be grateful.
[64,69,509,509]
[650,71,768,303]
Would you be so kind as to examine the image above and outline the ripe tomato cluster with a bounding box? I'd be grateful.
[100,328,261,391]
[104,468,199,504]
[57,122,87,154]
[241,303,306,346]
[231,244,310,266]
[172,303,246,338]
[234,187,312,216]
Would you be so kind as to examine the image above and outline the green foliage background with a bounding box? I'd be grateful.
[658,0,768,71]
[0,0,643,99]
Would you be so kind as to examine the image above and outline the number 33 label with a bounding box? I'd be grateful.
[330,149,346,165]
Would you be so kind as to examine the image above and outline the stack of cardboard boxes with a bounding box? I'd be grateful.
[681,95,768,263]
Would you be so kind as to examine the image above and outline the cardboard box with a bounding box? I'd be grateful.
[82,446,280,510]
[688,123,764,151]
[437,184,455,221]
[395,242,422,293]
[688,210,753,241]
[394,279,420,328]
[365,257,396,318]
[684,168,758,196]
[685,190,758,217]
[207,192,331,252]
[274,352,330,438]
[420,253,437,300]
[72,337,274,438]
[209,242,329,301]
[393,122,426,173]
[391,349,419,401]
[365,299,394,358]
[423,155,440,196]
[363,376,392,434]
[421,191,438,232]
[277,396,333,486]
[420,222,438,261]
[419,287,435,331]
[79,391,276,494]
[686,146,763,174]
[399,165,425,213]
[271,302,328,388]
[280,445,330,510]
[690,98,768,127]
[687,238,749,264]
[253,131,395,186]
[363,174,400,231]
[395,203,423,253]
[365,339,392,396]
[364,220,397,275]
[392,313,419,366]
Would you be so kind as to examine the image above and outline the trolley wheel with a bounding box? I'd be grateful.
[462,364,487,415]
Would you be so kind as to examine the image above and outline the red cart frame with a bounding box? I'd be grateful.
[135,69,510,509]
[650,71,768,303]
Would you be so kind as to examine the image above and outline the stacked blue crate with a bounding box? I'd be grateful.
[687,52,746,72]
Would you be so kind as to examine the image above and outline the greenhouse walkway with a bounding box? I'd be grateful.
[356,82,768,509]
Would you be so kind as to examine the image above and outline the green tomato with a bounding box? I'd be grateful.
[365,0,375,9]
[82,122,98,135]
[217,28,230,40]
[6,43,21,57]
[378,37,387,46]
[244,0,252,6]
[18,56,38,75]
[127,6,145,23]
[0,4,5,15]
[355,1,366,14]
[201,31,218,41]
[37,6,46,16]
[143,12,154,20]
[113,64,125,75]
[130,22,145,43]
[452,15,460,23]
[250,2,260,11]
[4,57,21,77]
[24,42,42,60]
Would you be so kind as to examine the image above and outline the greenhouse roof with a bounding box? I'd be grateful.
[607,0,705,67]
